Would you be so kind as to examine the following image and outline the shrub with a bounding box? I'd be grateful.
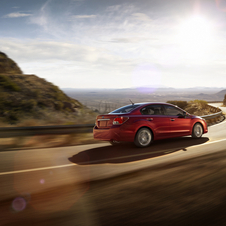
[65,107,73,112]
[189,100,208,109]
[0,90,8,107]
[21,99,37,111]
[37,101,47,108]
[6,111,20,123]
[33,89,41,98]
[0,74,21,91]
[54,101,64,110]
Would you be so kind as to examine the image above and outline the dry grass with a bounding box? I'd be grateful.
[0,119,10,127]
[15,109,98,127]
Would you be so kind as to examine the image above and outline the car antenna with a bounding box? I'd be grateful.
[129,99,134,105]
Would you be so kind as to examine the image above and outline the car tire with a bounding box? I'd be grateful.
[192,123,203,138]
[134,127,152,147]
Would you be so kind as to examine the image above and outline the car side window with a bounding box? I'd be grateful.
[164,105,183,116]
[140,105,164,115]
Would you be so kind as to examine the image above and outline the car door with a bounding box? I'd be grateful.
[140,104,171,139]
[163,104,192,137]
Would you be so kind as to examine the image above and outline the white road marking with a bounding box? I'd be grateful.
[0,163,74,176]
[1,138,226,176]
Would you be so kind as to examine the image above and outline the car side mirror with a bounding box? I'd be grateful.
[183,111,189,118]
[178,112,187,118]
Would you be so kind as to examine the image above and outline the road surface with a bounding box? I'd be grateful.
[1,102,226,225]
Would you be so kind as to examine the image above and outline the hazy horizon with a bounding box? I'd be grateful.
[62,86,226,90]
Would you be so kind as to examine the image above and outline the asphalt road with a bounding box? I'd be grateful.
[1,103,226,225]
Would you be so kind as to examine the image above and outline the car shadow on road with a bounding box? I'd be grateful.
[68,136,209,165]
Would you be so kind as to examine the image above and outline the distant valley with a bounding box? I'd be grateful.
[63,87,226,113]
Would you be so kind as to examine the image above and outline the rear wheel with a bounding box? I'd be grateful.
[192,123,203,138]
[134,128,152,147]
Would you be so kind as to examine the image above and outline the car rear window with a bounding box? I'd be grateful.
[110,104,140,113]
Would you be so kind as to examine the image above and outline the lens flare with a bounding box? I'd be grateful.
[12,197,27,212]
[176,15,216,63]
[40,179,45,184]
[216,0,226,12]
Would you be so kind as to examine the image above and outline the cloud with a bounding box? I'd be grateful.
[106,5,121,12]
[71,15,97,19]
[28,1,157,42]
[132,13,152,22]
[0,38,138,88]
[0,39,136,67]
[109,38,142,43]
[3,12,32,18]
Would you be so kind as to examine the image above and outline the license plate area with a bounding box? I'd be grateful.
[98,119,110,128]
[99,121,107,127]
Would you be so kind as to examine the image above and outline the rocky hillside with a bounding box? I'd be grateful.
[0,52,89,125]
[0,52,22,74]
[215,89,226,100]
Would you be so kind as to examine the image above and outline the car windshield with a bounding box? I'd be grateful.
[110,104,140,113]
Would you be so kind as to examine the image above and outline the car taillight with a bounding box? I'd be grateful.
[113,117,129,125]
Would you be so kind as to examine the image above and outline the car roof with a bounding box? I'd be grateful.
[135,102,175,106]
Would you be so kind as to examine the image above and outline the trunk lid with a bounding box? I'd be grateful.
[96,115,116,128]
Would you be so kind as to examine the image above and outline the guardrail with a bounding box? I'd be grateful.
[201,111,223,120]
[201,104,224,123]
[0,105,224,139]
[0,124,95,138]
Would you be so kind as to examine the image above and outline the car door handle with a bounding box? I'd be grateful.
[170,118,175,121]
[147,118,153,121]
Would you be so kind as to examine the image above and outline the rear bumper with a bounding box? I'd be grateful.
[93,125,134,142]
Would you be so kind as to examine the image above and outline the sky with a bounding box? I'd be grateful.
[1,0,226,90]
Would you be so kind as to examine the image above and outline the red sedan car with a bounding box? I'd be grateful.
[93,102,208,147]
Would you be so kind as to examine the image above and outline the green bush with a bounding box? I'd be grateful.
[65,107,73,112]
[37,101,47,108]
[21,99,37,111]
[50,85,67,101]
[54,101,64,110]
[0,90,8,107]
[33,89,41,98]
[6,111,20,123]
[0,74,21,91]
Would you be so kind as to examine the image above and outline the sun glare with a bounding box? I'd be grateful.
[176,15,216,62]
